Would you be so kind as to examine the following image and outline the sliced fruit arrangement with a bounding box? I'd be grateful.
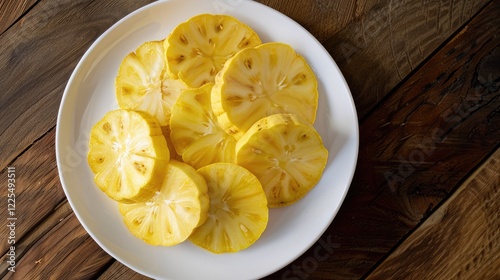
[87,13,328,253]
[116,40,187,127]
[170,83,236,169]
[236,113,328,208]
[87,109,170,203]
[212,42,318,140]
[190,163,268,253]
[165,14,261,88]
[119,160,209,246]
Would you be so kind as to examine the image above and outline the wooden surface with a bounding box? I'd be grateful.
[1,0,498,279]
[367,148,500,279]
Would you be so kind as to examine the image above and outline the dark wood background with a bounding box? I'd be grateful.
[0,0,498,279]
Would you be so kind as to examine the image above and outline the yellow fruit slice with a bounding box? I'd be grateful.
[119,160,209,246]
[116,40,187,126]
[87,109,170,203]
[235,114,328,207]
[189,163,268,253]
[212,42,318,139]
[170,83,236,169]
[166,14,261,88]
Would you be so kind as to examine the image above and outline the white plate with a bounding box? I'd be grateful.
[56,0,358,279]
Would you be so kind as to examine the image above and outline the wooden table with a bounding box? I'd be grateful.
[1,0,499,279]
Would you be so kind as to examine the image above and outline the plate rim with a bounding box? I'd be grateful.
[56,0,359,279]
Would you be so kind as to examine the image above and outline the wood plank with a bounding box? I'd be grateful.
[366,148,500,279]
[2,212,113,279]
[0,201,73,278]
[263,1,500,279]
[98,262,150,280]
[256,0,489,122]
[0,0,37,34]
[0,0,156,171]
[256,0,381,42]
[324,0,490,119]
[0,129,66,256]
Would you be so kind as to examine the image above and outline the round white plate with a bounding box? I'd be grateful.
[56,0,358,279]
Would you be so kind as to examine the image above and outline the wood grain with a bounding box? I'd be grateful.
[0,201,73,278]
[256,0,381,42]
[98,262,150,280]
[324,0,490,119]
[255,0,490,120]
[367,148,500,280]
[0,0,37,34]
[2,212,113,280]
[0,129,65,256]
[264,1,500,279]
[0,0,156,171]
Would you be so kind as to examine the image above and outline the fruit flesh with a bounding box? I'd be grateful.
[119,160,209,246]
[89,13,330,253]
[166,14,261,88]
[170,83,236,169]
[189,163,268,253]
[212,42,318,139]
[87,109,170,203]
[236,114,328,207]
[116,40,187,127]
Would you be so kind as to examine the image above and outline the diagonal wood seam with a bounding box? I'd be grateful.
[0,0,39,36]
[364,146,500,279]
[356,0,494,123]
[0,0,157,171]
[1,125,56,172]
[323,0,493,122]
